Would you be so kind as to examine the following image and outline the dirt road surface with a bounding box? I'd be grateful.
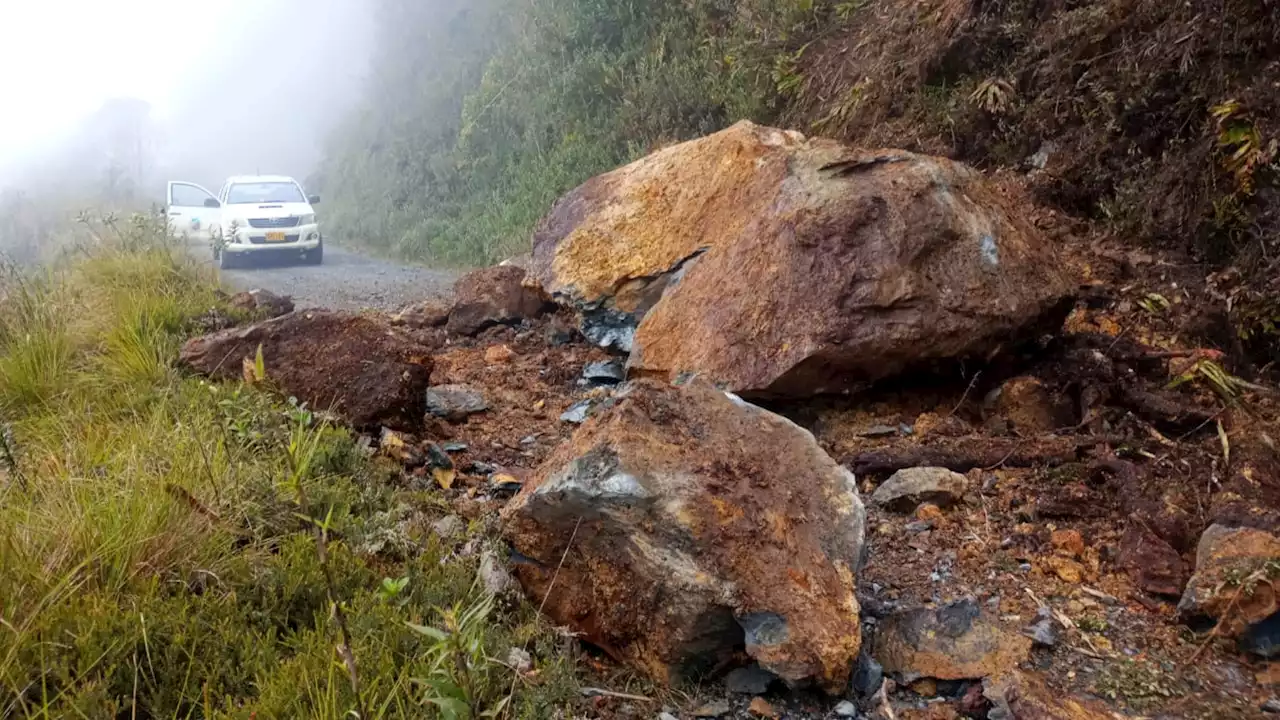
[209,244,458,311]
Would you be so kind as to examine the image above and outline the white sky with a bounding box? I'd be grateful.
[0,1,242,163]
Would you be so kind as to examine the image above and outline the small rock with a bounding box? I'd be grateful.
[506,647,532,673]
[1118,521,1187,597]
[658,712,679,720]
[478,551,516,595]
[559,399,592,424]
[984,376,1067,434]
[915,503,945,524]
[692,700,732,717]
[228,288,296,318]
[871,467,968,512]
[904,520,933,534]
[1262,698,1280,714]
[957,682,991,717]
[379,428,425,466]
[432,515,465,540]
[582,359,626,385]
[390,299,450,328]
[850,651,884,698]
[911,677,938,697]
[485,344,516,364]
[1043,556,1084,584]
[1050,528,1085,558]
[426,384,489,421]
[859,424,900,438]
[490,473,523,495]
[875,598,1031,682]
[442,441,469,453]
[725,665,776,695]
[747,697,779,719]
[1021,607,1059,647]
[833,699,858,718]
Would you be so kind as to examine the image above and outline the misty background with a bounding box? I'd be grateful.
[0,0,372,203]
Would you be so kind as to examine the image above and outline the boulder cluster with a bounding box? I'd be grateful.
[180,122,1280,717]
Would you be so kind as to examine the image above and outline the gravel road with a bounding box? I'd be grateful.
[208,244,458,312]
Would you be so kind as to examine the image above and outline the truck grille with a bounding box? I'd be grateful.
[248,217,299,229]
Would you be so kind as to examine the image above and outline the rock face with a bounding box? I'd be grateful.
[1178,524,1280,658]
[871,467,969,512]
[500,379,866,692]
[447,265,551,336]
[874,599,1031,682]
[391,299,451,329]
[179,310,432,429]
[529,121,1073,397]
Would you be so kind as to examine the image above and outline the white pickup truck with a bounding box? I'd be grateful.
[166,175,323,268]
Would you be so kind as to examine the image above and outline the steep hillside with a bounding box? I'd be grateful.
[320,0,1278,360]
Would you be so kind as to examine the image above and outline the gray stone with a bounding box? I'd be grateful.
[692,700,731,717]
[850,651,883,698]
[871,467,968,512]
[833,700,859,718]
[478,551,516,595]
[506,647,532,673]
[426,384,488,421]
[559,399,592,424]
[725,664,776,695]
[432,515,465,540]
[583,359,627,385]
[658,713,679,720]
[1262,697,1280,714]
[1021,607,1059,647]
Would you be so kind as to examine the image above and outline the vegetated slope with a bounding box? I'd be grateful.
[320,0,1278,358]
[0,221,576,718]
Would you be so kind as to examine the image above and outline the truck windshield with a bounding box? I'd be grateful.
[226,182,305,204]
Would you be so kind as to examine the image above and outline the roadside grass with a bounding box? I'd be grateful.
[0,218,578,718]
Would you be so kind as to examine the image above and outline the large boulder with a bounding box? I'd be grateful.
[874,599,1031,683]
[530,121,1073,397]
[446,265,551,336]
[500,379,866,693]
[180,310,432,429]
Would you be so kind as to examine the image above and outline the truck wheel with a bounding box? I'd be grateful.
[304,240,323,266]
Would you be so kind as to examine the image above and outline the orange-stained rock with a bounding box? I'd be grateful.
[228,288,294,318]
[1051,529,1086,558]
[874,599,1030,682]
[1212,431,1280,534]
[484,344,516,364]
[179,310,432,429]
[986,376,1070,434]
[529,121,1073,396]
[500,379,866,692]
[748,697,779,718]
[447,265,552,336]
[983,671,1126,719]
[1178,524,1280,657]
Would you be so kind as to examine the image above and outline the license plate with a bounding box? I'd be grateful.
[265,231,288,243]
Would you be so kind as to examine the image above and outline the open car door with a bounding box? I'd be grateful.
[166,181,221,244]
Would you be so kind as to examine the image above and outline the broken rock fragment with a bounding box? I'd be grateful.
[228,288,294,318]
[446,265,551,336]
[179,310,432,429]
[871,467,968,512]
[874,598,1031,683]
[501,379,866,693]
[1179,524,1280,658]
[425,383,489,421]
[983,671,1122,719]
[530,121,1073,397]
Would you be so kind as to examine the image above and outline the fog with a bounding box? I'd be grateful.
[0,0,374,202]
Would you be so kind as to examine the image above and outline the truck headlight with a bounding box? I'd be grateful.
[298,214,316,225]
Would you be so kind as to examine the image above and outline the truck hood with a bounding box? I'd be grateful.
[223,202,315,224]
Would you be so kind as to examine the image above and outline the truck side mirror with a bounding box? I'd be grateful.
[307,194,321,205]
[203,198,221,208]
